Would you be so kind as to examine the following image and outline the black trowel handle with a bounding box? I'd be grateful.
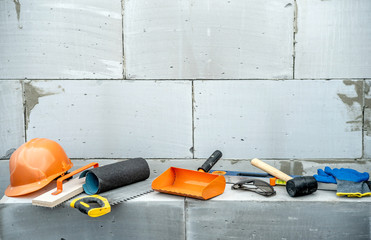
[198,150,223,172]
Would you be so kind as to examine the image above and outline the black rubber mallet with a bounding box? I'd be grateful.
[251,158,317,197]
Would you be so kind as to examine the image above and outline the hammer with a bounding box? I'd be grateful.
[251,158,317,197]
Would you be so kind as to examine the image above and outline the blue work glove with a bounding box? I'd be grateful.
[323,167,370,198]
[313,168,336,183]
[324,167,369,183]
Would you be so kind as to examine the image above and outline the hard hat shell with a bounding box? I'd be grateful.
[5,138,73,197]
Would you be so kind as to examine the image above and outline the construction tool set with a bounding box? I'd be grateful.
[4,138,371,217]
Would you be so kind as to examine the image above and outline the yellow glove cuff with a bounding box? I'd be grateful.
[336,192,371,198]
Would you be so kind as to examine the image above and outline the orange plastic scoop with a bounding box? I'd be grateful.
[152,150,226,200]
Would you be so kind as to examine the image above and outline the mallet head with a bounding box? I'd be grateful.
[286,176,318,197]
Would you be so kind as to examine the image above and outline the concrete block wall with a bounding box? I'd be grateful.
[1,0,371,161]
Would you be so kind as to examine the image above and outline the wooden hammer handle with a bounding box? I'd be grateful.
[251,158,293,182]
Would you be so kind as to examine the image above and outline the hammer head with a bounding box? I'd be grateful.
[286,176,318,197]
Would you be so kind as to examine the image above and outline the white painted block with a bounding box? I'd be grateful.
[194,80,362,159]
[0,0,123,79]
[124,0,294,79]
[26,80,192,158]
[295,0,371,78]
[363,80,371,158]
[0,81,25,159]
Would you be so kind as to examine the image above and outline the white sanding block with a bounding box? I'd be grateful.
[32,177,85,208]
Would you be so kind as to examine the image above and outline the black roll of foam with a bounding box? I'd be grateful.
[80,158,150,195]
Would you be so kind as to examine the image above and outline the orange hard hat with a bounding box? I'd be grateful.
[5,138,73,197]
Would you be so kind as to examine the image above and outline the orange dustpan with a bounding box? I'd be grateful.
[152,150,226,200]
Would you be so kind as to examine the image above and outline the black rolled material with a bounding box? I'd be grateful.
[80,158,150,195]
[286,176,318,197]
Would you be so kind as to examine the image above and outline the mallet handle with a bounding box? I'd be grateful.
[251,158,293,182]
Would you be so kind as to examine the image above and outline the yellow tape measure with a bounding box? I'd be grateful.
[70,195,111,218]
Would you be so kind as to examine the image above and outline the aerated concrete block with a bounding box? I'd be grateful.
[0,0,123,79]
[363,80,371,158]
[25,80,193,158]
[124,0,294,79]
[194,80,362,159]
[0,200,185,240]
[295,0,371,79]
[186,188,371,240]
[0,81,24,159]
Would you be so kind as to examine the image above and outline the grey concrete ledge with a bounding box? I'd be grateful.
[1,159,370,240]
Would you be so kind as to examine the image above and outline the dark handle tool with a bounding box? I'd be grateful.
[70,195,111,217]
[198,150,223,172]
[209,170,273,178]
[237,172,272,177]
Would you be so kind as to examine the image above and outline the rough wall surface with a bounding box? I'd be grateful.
[1,0,371,161]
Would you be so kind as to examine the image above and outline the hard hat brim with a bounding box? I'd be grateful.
[5,171,65,197]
